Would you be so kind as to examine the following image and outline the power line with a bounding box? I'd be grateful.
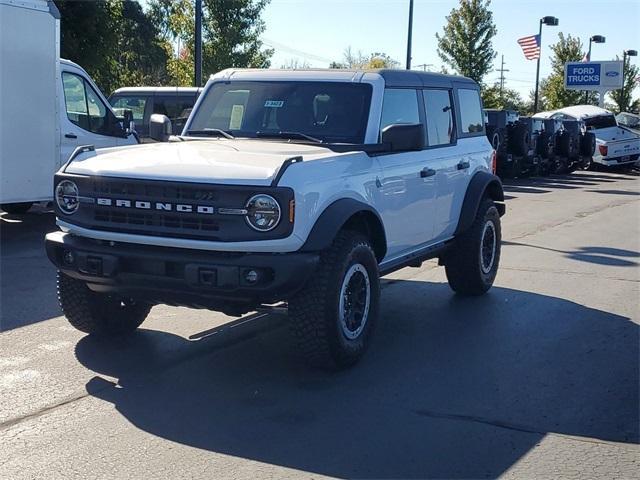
[261,37,334,64]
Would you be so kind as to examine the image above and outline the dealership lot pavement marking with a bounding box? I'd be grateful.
[1,170,638,479]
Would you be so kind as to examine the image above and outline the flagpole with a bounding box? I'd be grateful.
[533,16,559,113]
[533,19,543,114]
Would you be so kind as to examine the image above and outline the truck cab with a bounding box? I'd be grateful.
[0,0,138,215]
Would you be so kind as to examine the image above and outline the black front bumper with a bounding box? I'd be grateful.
[46,232,319,312]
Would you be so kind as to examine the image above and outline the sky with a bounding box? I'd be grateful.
[260,0,640,98]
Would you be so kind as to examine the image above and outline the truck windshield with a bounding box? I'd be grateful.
[187,81,372,144]
[584,115,618,129]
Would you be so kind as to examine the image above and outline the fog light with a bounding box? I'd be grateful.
[245,269,259,284]
[63,250,75,265]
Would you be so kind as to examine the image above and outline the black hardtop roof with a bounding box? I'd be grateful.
[372,69,478,89]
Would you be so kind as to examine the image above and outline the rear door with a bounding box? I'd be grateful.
[376,88,437,258]
[420,88,461,241]
[431,86,487,240]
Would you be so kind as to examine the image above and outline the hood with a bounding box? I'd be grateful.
[65,139,339,186]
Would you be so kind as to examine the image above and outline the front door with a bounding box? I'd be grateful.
[375,88,436,258]
[60,71,131,166]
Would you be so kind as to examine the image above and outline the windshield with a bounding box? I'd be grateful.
[584,115,618,129]
[188,81,372,143]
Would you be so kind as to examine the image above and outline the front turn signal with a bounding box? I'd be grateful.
[289,199,295,223]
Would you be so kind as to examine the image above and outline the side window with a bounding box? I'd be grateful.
[458,88,484,134]
[85,84,107,134]
[62,72,112,135]
[154,95,198,133]
[110,96,147,122]
[380,89,420,134]
[423,89,454,146]
[62,73,89,130]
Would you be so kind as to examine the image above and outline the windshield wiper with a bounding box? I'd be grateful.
[185,128,235,139]
[255,131,323,143]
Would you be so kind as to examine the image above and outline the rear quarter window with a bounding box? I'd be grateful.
[458,88,484,134]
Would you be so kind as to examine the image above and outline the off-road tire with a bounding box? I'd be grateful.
[509,123,530,157]
[1,202,33,214]
[289,230,380,369]
[445,199,501,296]
[57,271,150,336]
[581,132,596,157]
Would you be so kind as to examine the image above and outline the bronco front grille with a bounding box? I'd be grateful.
[57,175,295,242]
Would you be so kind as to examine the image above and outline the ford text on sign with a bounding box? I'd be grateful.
[564,61,623,91]
[566,64,601,86]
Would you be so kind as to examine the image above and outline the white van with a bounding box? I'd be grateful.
[0,0,138,214]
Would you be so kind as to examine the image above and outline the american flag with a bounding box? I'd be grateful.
[517,34,541,60]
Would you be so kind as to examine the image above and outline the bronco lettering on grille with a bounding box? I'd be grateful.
[95,198,215,214]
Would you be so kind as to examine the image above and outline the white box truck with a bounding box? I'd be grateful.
[0,0,138,214]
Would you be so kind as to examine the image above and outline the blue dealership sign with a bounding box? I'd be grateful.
[566,63,601,86]
[564,61,623,91]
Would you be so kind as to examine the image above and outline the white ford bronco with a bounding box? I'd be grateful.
[46,69,505,368]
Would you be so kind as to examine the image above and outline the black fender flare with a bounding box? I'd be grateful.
[454,171,505,236]
[300,198,387,260]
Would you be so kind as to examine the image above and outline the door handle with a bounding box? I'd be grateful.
[457,160,470,170]
[65,133,78,139]
[420,167,436,178]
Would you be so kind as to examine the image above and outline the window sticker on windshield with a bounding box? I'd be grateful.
[264,100,284,108]
[229,104,244,129]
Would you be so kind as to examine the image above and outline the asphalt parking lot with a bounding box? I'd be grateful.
[1,170,639,479]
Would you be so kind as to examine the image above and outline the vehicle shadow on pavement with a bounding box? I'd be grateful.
[0,209,60,331]
[75,282,639,479]
[503,241,640,267]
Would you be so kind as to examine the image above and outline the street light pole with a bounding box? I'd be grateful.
[406,0,414,70]
[584,35,605,103]
[533,16,558,114]
[194,0,202,87]
[622,49,638,111]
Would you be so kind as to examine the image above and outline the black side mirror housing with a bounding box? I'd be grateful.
[149,114,172,142]
[381,123,425,152]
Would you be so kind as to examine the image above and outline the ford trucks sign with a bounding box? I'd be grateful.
[564,61,623,91]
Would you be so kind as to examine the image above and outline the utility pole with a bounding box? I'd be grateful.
[194,0,202,87]
[406,0,414,70]
[496,55,510,102]
[414,63,433,72]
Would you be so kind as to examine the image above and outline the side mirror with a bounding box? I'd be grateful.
[149,114,172,142]
[381,123,425,152]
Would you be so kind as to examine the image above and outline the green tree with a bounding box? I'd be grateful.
[482,84,525,112]
[150,0,273,84]
[538,33,597,109]
[55,0,168,93]
[281,58,311,69]
[331,47,399,69]
[608,56,639,113]
[436,0,497,83]
[149,0,194,85]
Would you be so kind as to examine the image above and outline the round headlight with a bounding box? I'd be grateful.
[245,194,281,232]
[55,180,80,215]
